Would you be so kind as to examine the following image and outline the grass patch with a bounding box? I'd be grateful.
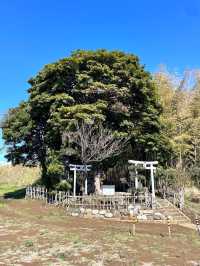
[185,199,200,213]
[24,240,34,247]
[0,165,41,197]
[187,233,200,247]
[63,232,86,247]
[0,201,6,208]
[0,184,18,196]
[57,252,66,260]
[39,229,49,235]
[64,232,81,242]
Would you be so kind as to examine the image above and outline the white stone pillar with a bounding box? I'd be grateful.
[150,165,156,208]
[85,177,88,195]
[73,168,77,197]
[135,169,139,189]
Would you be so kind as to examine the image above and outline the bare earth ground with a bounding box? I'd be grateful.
[0,199,200,266]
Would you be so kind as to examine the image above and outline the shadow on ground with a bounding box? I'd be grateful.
[4,187,26,199]
[2,179,42,200]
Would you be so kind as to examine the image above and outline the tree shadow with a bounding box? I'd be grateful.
[4,187,26,199]
[3,179,42,199]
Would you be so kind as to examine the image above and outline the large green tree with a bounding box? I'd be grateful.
[2,50,166,188]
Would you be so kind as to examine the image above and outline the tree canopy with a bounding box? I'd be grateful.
[2,49,168,188]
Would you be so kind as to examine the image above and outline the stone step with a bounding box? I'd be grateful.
[157,210,185,215]
[157,210,180,213]
[155,198,191,224]
[162,211,183,215]
[171,216,189,220]
[162,215,188,221]
[157,207,178,210]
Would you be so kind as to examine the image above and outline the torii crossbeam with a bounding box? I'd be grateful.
[128,160,158,208]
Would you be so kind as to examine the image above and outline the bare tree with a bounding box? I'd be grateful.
[62,122,129,193]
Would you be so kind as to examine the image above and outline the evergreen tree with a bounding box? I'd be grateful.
[3,50,167,187]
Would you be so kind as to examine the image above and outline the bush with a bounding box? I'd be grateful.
[55,180,71,191]
[47,160,65,187]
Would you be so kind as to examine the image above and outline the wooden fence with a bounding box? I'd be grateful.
[26,186,153,211]
[26,186,47,200]
[26,186,70,205]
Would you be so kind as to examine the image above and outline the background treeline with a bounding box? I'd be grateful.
[155,67,200,189]
[1,50,200,192]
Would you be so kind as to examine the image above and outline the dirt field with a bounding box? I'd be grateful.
[0,199,200,266]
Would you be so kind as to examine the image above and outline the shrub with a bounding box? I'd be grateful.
[55,179,71,191]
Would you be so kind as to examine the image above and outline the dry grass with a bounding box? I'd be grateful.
[0,165,41,196]
[184,186,200,222]
[185,187,200,198]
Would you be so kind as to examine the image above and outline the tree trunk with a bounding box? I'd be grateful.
[41,160,50,189]
[41,168,47,186]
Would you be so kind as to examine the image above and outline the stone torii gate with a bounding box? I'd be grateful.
[69,164,92,196]
[128,160,158,207]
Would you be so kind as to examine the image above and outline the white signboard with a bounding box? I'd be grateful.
[101,185,115,196]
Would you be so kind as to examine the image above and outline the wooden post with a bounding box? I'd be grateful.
[132,217,138,236]
[195,216,200,236]
[167,217,171,237]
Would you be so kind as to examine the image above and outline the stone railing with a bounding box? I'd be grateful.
[26,186,152,210]
[26,186,170,221]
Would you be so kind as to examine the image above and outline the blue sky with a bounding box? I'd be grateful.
[1,0,200,162]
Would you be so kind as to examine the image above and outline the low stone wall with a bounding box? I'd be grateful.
[68,206,167,221]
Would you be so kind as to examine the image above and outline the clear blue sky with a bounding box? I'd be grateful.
[1,0,200,162]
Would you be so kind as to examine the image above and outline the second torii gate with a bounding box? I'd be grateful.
[128,160,158,207]
[69,164,92,196]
